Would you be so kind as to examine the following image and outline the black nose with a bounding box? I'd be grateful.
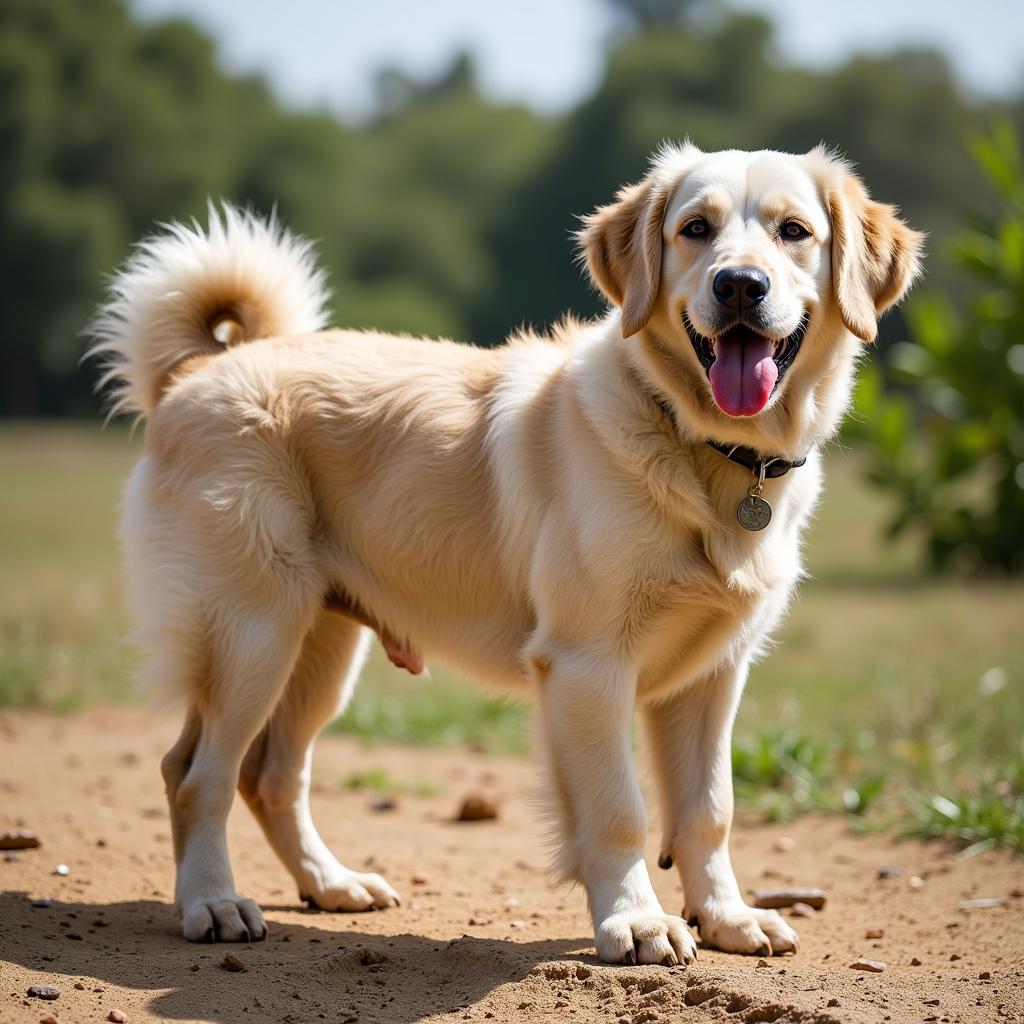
[712,266,770,310]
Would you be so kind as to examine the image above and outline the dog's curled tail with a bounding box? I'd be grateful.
[89,202,330,419]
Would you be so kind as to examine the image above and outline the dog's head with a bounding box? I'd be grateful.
[578,144,924,447]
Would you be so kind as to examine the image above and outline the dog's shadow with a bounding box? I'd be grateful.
[1,891,599,1022]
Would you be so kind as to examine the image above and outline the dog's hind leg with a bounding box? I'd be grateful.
[161,706,202,872]
[163,600,314,943]
[239,610,401,912]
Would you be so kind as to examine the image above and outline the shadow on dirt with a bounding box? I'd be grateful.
[0,891,598,1022]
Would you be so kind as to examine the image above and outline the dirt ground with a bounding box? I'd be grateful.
[1,709,1022,1024]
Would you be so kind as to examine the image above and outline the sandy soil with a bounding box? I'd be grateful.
[1,708,1022,1024]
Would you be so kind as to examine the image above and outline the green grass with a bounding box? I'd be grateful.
[2,422,1022,850]
[339,766,444,797]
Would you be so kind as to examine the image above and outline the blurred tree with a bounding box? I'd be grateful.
[0,0,1021,415]
[476,10,1016,344]
[0,0,276,413]
[851,124,1024,574]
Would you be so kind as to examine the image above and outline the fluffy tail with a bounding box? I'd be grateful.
[89,202,330,419]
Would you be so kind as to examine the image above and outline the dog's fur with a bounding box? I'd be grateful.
[90,143,922,964]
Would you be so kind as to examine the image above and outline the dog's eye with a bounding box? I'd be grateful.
[781,220,811,241]
[680,218,710,239]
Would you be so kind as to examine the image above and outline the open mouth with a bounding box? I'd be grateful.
[684,313,808,417]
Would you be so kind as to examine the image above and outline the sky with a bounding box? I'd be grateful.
[131,0,1024,120]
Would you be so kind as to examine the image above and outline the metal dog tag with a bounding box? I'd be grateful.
[737,493,772,531]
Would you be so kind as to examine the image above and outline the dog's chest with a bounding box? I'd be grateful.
[630,525,801,698]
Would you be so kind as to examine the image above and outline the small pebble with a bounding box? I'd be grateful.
[53,864,70,877]
[108,1010,128,1022]
[756,958,769,969]
[0,829,41,850]
[850,959,886,973]
[468,916,492,926]
[827,998,840,1008]
[876,866,902,880]
[950,953,961,961]
[908,875,924,890]
[865,927,885,939]
[979,971,991,980]
[4,852,20,862]
[40,1017,58,1024]
[74,982,85,990]
[220,953,246,972]
[958,897,1006,910]
[509,919,526,929]
[790,902,816,918]
[772,835,795,852]
[910,957,923,966]
[26,985,61,1000]
[411,873,429,885]
[455,793,498,822]
[369,798,397,813]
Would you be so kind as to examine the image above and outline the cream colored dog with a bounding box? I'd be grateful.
[91,143,922,965]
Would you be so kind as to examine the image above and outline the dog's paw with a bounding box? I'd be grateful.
[691,901,798,956]
[182,896,267,943]
[595,910,698,966]
[302,869,401,912]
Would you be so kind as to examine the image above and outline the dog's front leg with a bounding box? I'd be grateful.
[534,646,697,966]
[644,662,799,956]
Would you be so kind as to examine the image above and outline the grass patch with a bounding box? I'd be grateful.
[339,766,444,797]
[2,422,1022,851]
[901,765,1024,854]
[328,651,529,756]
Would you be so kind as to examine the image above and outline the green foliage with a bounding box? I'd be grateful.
[852,124,1024,573]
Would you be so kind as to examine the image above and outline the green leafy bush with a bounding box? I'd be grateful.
[852,124,1024,573]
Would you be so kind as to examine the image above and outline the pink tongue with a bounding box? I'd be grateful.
[708,334,778,417]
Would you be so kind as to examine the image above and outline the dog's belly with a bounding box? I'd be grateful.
[320,535,536,691]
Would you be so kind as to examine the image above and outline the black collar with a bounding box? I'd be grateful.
[704,438,807,479]
[650,390,807,479]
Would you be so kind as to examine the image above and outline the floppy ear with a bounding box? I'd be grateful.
[827,174,925,343]
[577,175,670,338]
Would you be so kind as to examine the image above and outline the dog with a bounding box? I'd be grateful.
[90,142,922,965]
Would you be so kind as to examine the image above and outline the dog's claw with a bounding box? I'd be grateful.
[657,853,673,870]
